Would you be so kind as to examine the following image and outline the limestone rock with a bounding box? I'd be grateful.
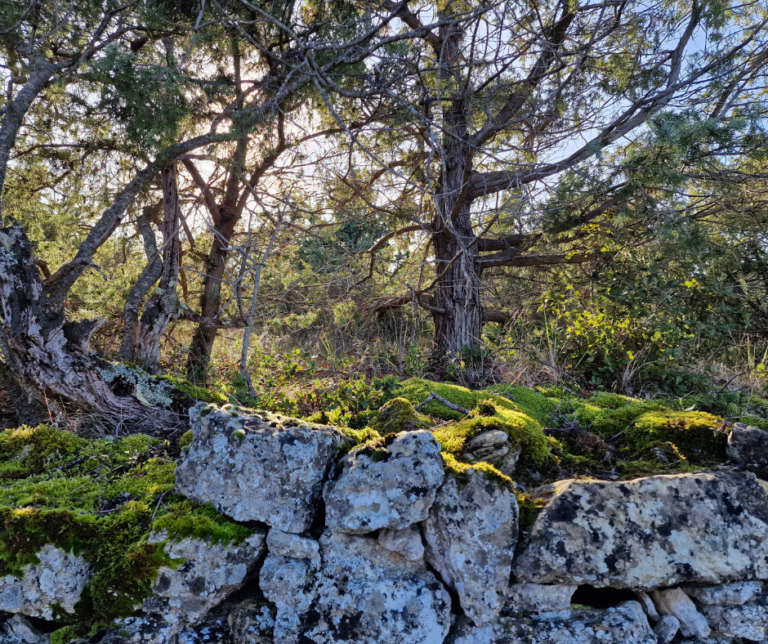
[727,423,768,466]
[683,580,763,605]
[143,529,266,630]
[448,601,656,644]
[0,544,91,619]
[653,615,679,644]
[462,431,521,475]
[228,600,276,644]
[634,591,660,621]
[87,612,233,644]
[176,404,346,532]
[299,530,452,643]
[324,430,444,534]
[267,528,321,565]
[513,472,768,589]
[507,583,577,613]
[259,555,317,643]
[700,598,768,640]
[1,615,48,644]
[650,587,710,638]
[423,468,517,626]
[378,525,425,562]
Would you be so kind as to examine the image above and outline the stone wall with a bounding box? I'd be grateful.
[3,403,768,644]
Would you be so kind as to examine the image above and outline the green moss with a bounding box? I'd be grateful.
[484,384,558,426]
[50,626,79,644]
[740,414,768,430]
[625,410,726,457]
[632,440,687,462]
[441,453,513,487]
[515,490,547,531]
[157,375,229,406]
[0,425,86,479]
[178,430,193,450]
[153,501,252,546]
[396,379,479,420]
[616,459,700,479]
[0,424,252,635]
[370,398,432,434]
[433,401,554,470]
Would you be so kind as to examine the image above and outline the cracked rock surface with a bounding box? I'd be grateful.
[513,472,768,590]
[424,468,518,626]
[176,404,345,533]
[323,430,445,534]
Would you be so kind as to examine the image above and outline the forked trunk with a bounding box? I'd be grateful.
[135,165,182,373]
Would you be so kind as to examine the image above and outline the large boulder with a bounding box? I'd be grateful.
[423,468,518,626]
[448,601,656,644]
[176,404,346,533]
[323,430,444,534]
[0,544,91,620]
[513,472,768,590]
[270,530,452,644]
[727,423,768,467]
[142,529,266,631]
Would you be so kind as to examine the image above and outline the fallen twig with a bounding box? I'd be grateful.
[416,392,469,415]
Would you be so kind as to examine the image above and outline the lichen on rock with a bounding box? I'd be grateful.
[514,472,768,590]
[176,403,346,533]
[324,429,444,534]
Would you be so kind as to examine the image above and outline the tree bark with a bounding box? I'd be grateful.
[117,209,163,362]
[0,224,178,432]
[135,165,182,373]
[430,21,483,361]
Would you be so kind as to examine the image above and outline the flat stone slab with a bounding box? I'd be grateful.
[513,472,768,590]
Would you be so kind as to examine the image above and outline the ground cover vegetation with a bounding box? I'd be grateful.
[0,0,768,637]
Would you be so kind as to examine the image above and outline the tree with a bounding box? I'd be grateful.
[313,0,768,372]
[0,0,449,426]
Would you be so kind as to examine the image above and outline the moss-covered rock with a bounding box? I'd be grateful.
[396,379,481,420]
[0,424,255,636]
[433,401,554,471]
[625,410,726,458]
[370,398,433,434]
[0,425,86,479]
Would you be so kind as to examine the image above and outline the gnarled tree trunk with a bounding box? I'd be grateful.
[0,224,179,431]
[135,165,182,373]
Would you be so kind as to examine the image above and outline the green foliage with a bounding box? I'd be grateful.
[50,626,79,644]
[85,48,191,153]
